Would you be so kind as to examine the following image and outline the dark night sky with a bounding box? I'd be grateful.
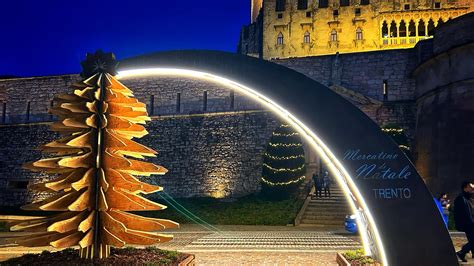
[0,0,249,77]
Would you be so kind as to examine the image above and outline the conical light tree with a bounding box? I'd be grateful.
[6,51,178,259]
[260,123,306,200]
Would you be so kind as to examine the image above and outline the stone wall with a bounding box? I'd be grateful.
[0,75,262,124]
[0,110,281,206]
[273,49,417,102]
[413,13,474,198]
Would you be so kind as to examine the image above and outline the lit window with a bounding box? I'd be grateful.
[356,28,363,40]
[330,29,338,42]
[277,32,284,45]
[304,31,311,43]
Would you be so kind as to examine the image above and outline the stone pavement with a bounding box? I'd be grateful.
[0,225,360,265]
[0,225,472,265]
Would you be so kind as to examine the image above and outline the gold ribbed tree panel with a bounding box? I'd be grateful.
[6,52,178,259]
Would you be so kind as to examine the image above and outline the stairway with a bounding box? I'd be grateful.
[296,185,351,228]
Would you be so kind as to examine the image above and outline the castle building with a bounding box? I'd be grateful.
[239,0,473,59]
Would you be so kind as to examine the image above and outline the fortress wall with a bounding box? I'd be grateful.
[0,110,281,206]
[0,75,262,124]
[273,49,417,102]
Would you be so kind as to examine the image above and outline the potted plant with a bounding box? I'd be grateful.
[336,249,381,266]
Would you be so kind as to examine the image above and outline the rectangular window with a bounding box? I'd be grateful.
[404,4,410,10]
[276,0,286,12]
[150,95,155,116]
[434,2,441,9]
[306,11,312,18]
[333,9,339,17]
[26,101,30,122]
[230,90,235,110]
[297,0,308,10]
[7,180,28,190]
[277,13,283,19]
[304,33,310,43]
[383,80,388,101]
[340,0,350,7]
[2,102,6,124]
[319,0,329,8]
[355,8,361,16]
[50,100,54,120]
[176,93,181,113]
[203,91,208,112]
[360,0,370,5]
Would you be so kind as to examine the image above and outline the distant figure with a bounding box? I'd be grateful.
[453,181,474,262]
[312,173,322,198]
[322,171,331,198]
[438,193,451,226]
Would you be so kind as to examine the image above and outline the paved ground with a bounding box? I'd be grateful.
[0,225,473,265]
[0,225,359,265]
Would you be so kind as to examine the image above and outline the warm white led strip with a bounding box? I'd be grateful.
[116,68,388,265]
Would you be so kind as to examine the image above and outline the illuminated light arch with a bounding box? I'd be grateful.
[117,51,456,265]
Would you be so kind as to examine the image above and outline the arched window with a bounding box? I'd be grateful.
[399,20,407,37]
[418,19,426,36]
[330,29,338,42]
[277,32,284,45]
[390,20,398,37]
[427,18,435,36]
[382,21,389,38]
[408,20,416,37]
[437,18,444,27]
[304,31,310,44]
[356,28,363,40]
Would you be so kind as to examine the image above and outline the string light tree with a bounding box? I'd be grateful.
[6,51,178,259]
[260,124,306,200]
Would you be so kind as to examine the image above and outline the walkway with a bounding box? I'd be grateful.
[0,225,360,265]
[0,225,472,265]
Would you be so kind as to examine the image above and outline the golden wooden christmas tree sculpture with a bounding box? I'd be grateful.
[7,51,178,259]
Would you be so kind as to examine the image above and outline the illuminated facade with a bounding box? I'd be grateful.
[240,0,473,59]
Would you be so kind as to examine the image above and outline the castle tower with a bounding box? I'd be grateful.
[251,0,263,22]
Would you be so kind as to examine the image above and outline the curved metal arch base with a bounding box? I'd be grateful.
[117,51,457,266]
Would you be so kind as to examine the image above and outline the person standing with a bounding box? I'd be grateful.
[453,181,474,262]
[312,173,322,198]
[322,171,331,198]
